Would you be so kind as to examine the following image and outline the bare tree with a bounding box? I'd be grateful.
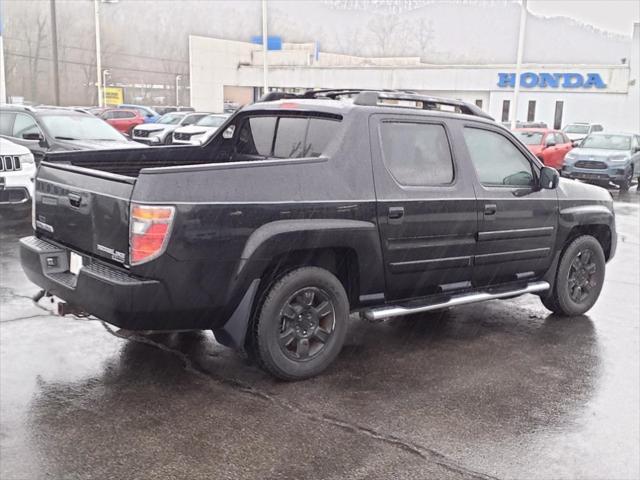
[367,15,402,56]
[19,14,48,102]
[414,18,434,61]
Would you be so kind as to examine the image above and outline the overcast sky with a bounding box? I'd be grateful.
[527,0,640,36]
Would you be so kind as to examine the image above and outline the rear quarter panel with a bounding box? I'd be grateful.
[130,112,384,326]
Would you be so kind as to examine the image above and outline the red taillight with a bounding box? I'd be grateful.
[129,204,175,265]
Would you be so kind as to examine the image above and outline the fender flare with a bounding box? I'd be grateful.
[214,219,385,349]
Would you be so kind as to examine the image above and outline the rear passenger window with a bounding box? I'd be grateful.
[379,122,454,186]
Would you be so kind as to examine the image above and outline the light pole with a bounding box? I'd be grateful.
[102,69,110,106]
[175,74,182,107]
[262,0,268,95]
[510,0,528,130]
[94,0,102,106]
[49,0,60,105]
[94,0,118,107]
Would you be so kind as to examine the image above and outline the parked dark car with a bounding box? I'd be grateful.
[20,90,616,380]
[0,105,146,163]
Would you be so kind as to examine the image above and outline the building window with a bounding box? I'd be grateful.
[527,101,536,122]
[554,101,564,129]
[475,99,483,109]
[501,100,510,122]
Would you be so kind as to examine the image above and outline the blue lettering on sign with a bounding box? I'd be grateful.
[497,72,516,88]
[496,72,607,89]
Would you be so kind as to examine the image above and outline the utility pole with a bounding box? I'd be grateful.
[262,0,268,95]
[49,0,60,105]
[94,0,103,106]
[510,0,527,130]
[175,75,182,106]
[102,69,110,106]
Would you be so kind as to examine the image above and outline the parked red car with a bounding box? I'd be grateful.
[513,128,573,170]
[100,108,145,135]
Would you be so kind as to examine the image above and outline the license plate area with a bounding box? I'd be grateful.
[575,173,608,180]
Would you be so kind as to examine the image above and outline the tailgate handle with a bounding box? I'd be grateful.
[68,193,82,208]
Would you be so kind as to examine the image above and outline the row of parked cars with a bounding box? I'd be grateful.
[0,103,232,210]
[510,123,640,192]
[80,105,229,146]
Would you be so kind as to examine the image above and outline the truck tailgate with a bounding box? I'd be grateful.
[34,162,134,265]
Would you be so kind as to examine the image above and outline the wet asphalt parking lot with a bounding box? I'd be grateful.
[1,189,639,480]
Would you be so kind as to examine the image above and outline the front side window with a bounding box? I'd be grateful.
[379,122,454,186]
[12,114,40,138]
[463,127,535,187]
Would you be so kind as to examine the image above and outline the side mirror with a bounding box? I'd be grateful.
[23,132,43,141]
[539,166,559,190]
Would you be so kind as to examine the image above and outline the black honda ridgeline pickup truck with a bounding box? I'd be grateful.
[20,90,616,380]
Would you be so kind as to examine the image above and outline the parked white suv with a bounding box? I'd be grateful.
[172,114,229,145]
[132,112,209,145]
[562,123,604,143]
[0,137,35,209]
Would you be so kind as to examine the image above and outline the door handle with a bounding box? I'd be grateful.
[68,192,82,208]
[484,204,497,216]
[388,206,405,220]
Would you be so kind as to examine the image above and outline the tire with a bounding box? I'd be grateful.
[252,267,349,381]
[541,235,606,316]
[164,134,173,145]
[617,166,633,192]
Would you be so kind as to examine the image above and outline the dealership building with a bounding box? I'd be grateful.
[189,22,639,132]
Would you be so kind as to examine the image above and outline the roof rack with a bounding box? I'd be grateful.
[0,104,35,112]
[35,105,91,114]
[353,91,493,120]
[257,89,493,120]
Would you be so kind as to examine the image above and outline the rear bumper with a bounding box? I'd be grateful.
[20,236,176,330]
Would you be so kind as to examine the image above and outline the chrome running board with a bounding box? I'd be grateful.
[363,281,550,321]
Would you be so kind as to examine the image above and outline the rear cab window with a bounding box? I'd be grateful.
[232,114,341,161]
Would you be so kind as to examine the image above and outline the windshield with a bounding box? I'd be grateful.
[581,134,631,150]
[157,113,184,125]
[514,131,544,145]
[563,125,589,134]
[196,115,227,127]
[40,114,124,141]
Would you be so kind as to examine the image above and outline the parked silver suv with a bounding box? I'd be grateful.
[562,132,640,191]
